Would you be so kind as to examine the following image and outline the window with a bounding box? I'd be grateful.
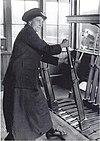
[11,0,38,45]
[2,0,70,49]
[44,0,70,44]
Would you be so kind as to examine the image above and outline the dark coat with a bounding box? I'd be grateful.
[3,24,61,140]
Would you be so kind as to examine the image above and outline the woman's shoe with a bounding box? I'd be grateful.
[46,129,66,140]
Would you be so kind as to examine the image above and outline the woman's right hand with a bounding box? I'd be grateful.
[60,39,69,48]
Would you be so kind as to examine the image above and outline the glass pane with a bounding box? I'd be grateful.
[80,0,100,14]
[0,0,3,24]
[58,1,70,43]
[12,0,38,24]
[58,24,70,43]
[45,0,70,44]
[25,1,38,11]
[46,1,57,24]
[12,25,24,46]
[0,25,3,36]
[12,0,24,24]
[45,25,57,43]
[59,2,70,24]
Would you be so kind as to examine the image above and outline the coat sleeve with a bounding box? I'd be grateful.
[21,25,62,55]
[41,53,59,65]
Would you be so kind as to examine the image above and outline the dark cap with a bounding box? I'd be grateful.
[22,8,47,22]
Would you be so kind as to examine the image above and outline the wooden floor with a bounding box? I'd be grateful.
[0,85,93,140]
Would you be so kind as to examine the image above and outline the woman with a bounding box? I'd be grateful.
[3,8,68,140]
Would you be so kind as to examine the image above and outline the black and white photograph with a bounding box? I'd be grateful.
[0,0,100,140]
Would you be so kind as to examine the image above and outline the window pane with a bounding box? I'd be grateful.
[59,2,69,24]
[12,25,24,46]
[45,0,70,44]
[12,0,38,24]
[0,0,3,24]
[46,1,57,24]
[0,25,4,36]
[58,24,70,43]
[25,1,38,11]
[80,0,100,14]
[0,0,4,36]
[12,0,24,24]
[58,1,70,43]
[12,0,38,47]
[46,25,57,43]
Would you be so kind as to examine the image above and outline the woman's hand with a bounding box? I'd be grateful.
[60,39,69,48]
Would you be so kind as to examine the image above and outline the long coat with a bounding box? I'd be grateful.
[3,24,61,140]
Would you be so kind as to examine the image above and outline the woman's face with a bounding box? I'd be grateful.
[30,16,44,32]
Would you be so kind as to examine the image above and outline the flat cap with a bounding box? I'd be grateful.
[22,8,47,22]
